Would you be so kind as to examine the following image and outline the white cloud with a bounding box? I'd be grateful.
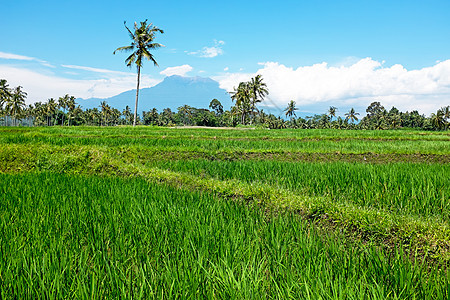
[214,58,450,115]
[160,64,193,77]
[62,64,131,75]
[0,65,161,102]
[188,40,225,58]
[224,67,229,71]
[0,51,54,68]
[0,51,36,61]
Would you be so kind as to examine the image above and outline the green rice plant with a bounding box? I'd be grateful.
[146,159,450,223]
[0,173,447,298]
[2,126,449,141]
[1,127,449,155]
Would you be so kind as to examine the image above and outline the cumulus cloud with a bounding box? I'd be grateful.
[160,64,193,77]
[214,58,450,115]
[189,40,225,58]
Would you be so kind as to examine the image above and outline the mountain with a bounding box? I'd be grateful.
[78,75,232,113]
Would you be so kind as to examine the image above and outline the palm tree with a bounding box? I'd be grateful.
[345,108,360,124]
[0,79,11,126]
[0,79,11,106]
[248,75,268,123]
[430,109,445,130]
[439,106,450,130]
[45,98,58,126]
[230,82,252,125]
[66,97,76,126]
[327,106,337,121]
[100,101,111,126]
[122,105,133,125]
[209,99,223,115]
[178,105,193,125]
[284,100,298,119]
[5,86,27,126]
[114,20,164,126]
[58,94,74,126]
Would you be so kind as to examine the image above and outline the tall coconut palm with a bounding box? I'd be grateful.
[248,75,268,122]
[0,79,11,106]
[45,98,58,126]
[327,106,337,121]
[345,108,360,124]
[100,101,111,126]
[66,97,76,126]
[178,105,193,125]
[230,82,252,125]
[58,94,74,126]
[430,109,445,130]
[284,100,298,120]
[114,20,164,126]
[5,86,27,126]
[0,79,11,126]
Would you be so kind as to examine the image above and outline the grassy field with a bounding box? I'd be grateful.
[0,126,449,298]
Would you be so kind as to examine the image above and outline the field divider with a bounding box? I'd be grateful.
[113,159,449,263]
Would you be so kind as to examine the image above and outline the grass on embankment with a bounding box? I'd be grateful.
[0,173,448,299]
[149,159,450,222]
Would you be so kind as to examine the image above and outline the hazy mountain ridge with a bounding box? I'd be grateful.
[78,75,232,112]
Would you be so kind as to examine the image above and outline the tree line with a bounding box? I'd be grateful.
[1,78,449,130]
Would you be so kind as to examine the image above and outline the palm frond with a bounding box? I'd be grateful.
[113,45,134,54]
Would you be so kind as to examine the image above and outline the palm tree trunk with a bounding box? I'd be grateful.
[134,65,141,127]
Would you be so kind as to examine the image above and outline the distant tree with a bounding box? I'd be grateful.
[161,108,174,125]
[45,98,58,126]
[209,99,223,115]
[345,108,360,124]
[114,20,164,126]
[58,94,74,126]
[230,82,252,125]
[430,109,446,130]
[100,101,112,126]
[439,105,450,130]
[366,101,386,118]
[5,86,27,126]
[178,105,194,125]
[327,106,337,121]
[248,75,268,122]
[284,100,298,120]
[122,105,134,125]
[0,79,11,108]
[143,108,160,125]
[318,114,330,128]
[0,79,11,126]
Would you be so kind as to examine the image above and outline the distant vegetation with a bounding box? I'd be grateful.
[1,78,449,130]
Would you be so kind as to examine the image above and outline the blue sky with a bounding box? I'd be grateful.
[1,0,450,115]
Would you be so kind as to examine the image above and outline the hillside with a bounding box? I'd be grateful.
[78,75,232,112]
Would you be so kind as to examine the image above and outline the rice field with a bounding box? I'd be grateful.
[0,126,449,298]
